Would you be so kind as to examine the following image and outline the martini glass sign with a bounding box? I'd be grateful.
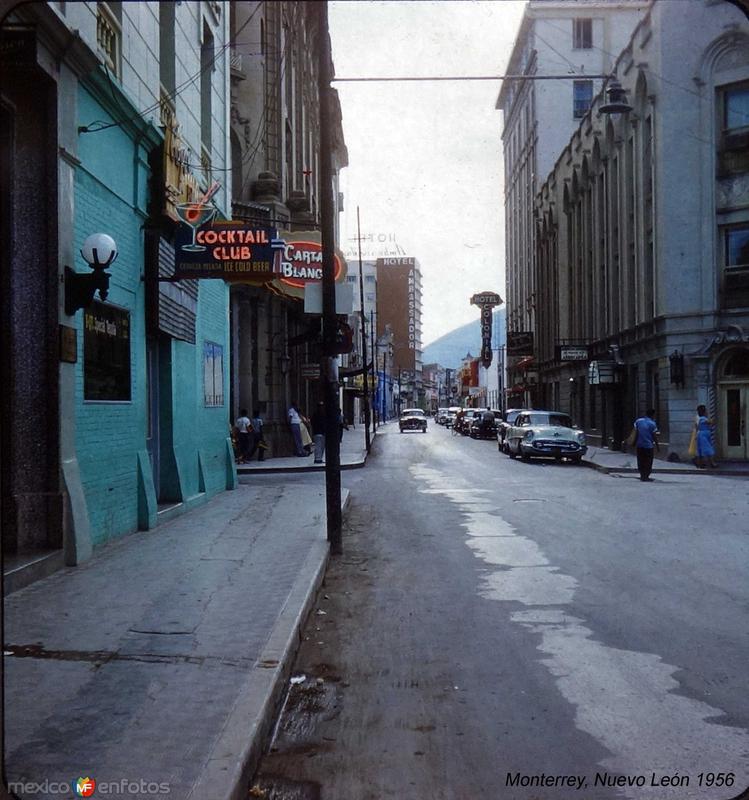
[176,181,221,252]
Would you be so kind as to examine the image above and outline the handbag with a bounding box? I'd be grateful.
[625,427,637,448]
[300,423,313,448]
[688,428,697,457]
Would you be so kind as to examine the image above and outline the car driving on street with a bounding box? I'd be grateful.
[399,408,428,433]
[504,410,587,463]
[496,408,526,453]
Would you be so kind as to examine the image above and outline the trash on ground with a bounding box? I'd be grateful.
[290,674,306,685]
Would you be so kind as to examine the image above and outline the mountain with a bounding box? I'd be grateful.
[422,308,506,369]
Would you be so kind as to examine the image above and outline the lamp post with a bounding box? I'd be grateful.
[356,207,371,453]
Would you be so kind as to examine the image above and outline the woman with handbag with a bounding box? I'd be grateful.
[693,404,717,469]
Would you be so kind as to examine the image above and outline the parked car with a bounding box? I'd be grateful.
[399,408,427,433]
[496,408,526,453]
[445,406,461,428]
[457,408,479,435]
[469,409,501,439]
[436,407,450,425]
[504,410,587,462]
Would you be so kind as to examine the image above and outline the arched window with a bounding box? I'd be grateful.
[722,348,749,378]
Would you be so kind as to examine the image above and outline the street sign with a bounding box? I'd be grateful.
[301,363,320,380]
[559,346,589,361]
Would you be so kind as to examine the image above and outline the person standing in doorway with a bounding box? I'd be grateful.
[633,408,660,481]
[235,409,253,464]
[288,402,306,457]
[311,401,326,464]
[248,408,265,461]
[694,404,717,469]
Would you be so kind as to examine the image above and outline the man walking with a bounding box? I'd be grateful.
[633,408,660,482]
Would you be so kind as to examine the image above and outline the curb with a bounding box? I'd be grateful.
[187,489,351,800]
[582,460,749,477]
[237,458,366,476]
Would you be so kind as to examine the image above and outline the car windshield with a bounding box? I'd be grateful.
[528,413,572,427]
[401,409,424,417]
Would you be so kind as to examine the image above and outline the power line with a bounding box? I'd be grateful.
[333,73,610,82]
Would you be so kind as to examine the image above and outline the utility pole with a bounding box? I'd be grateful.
[356,207,371,453]
[317,1,342,554]
[383,349,388,421]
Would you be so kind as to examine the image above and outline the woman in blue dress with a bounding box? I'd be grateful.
[694,404,717,468]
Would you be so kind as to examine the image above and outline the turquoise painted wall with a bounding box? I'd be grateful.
[74,84,231,547]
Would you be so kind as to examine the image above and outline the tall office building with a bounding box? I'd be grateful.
[375,257,423,407]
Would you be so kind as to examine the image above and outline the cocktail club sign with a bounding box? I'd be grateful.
[174,207,345,293]
[470,291,502,368]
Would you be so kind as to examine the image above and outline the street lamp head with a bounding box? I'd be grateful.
[81,233,119,270]
[599,78,632,115]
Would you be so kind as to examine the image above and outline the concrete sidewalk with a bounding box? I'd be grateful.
[582,445,749,476]
[4,480,352,800]
[237,420,372,474]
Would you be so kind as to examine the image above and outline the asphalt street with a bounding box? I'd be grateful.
[251,422,749,800]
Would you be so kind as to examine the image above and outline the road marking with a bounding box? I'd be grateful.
[409,464,749,797]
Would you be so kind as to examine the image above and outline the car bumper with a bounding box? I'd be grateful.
[400,423,427,431]
[520,442,587,457]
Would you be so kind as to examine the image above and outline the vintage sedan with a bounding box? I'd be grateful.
[496,408,527,453]
[445,406,461,428]
[505,410,587,463]
[469,409,501,439]
[399,408,428,433]
[435,407,450,425]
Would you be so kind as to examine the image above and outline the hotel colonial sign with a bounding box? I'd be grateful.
[470,291,503,368]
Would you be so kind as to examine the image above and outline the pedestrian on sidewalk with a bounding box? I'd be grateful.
[311,401,326,463]
[632,408,660,481]
[234,409,253,464]
[248,408,265,461]
[694,404,717,469]
[288,402,307,457]
[337,406,348,444]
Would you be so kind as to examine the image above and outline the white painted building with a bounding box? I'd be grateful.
[497,0,647,407]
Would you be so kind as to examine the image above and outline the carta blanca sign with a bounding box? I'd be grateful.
[558,345,589,361]
[174,222,283,280]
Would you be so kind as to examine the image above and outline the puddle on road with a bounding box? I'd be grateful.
[410,463,749,798]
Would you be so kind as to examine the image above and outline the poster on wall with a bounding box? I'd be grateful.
[83,301,131,401]
[203,341,224,407]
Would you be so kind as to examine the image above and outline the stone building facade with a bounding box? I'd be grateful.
[497,0,648,408]
[229,1,348,454]
[532,0,749,459]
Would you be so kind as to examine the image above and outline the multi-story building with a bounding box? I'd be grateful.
[497,0,647,408]
[1,1,233,585]
[229,1,348,454]
[532,0,749,459]
[343,258,377,422]
[375,256,423,407]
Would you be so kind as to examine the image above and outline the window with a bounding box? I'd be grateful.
[84,302,131,402]
[573,18,592,49]
[724,85,749,132]
[200,21,214,155]
[573,80,593,119]
[726,224,749,267]
[96,2,121,78]
[159,2,175,96]
[203,341,224,407]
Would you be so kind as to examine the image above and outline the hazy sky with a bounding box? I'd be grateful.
[329,0,526,346]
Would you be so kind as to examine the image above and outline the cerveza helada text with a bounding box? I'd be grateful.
[505,771,736,790]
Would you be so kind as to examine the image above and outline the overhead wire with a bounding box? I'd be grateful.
[79,1,264,134]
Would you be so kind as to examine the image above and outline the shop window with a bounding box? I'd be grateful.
[573,80,593,119]
[722,349,749,378]
[573,18,592,50]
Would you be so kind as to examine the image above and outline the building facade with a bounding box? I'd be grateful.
[375,256,424,407]
[1,1,234,586]
[229,0,348,454]
[532,0,749,459]
[497,0,647,408]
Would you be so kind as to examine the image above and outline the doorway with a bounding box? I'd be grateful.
[719,348,749,460]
